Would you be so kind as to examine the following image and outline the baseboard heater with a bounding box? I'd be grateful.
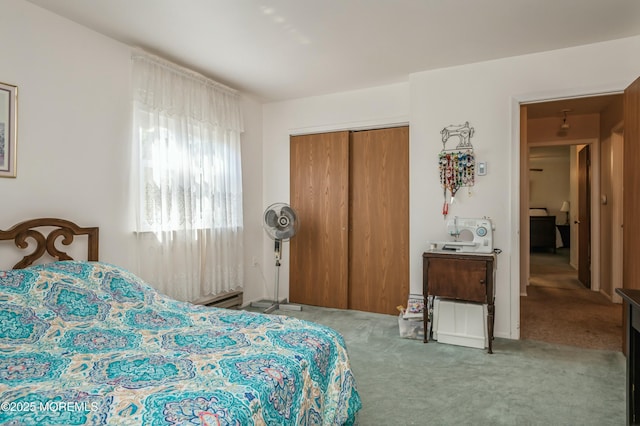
[193,290,243,310]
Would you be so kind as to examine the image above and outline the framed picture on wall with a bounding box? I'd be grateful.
[0,81,17,178]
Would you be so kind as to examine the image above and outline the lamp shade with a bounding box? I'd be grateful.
[560,201,570,212]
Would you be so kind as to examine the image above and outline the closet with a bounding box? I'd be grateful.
[289,126,409,315]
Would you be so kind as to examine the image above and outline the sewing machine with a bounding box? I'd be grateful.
[430,217,494,253]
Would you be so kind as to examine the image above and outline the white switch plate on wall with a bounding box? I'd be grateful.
[478,161,487,176]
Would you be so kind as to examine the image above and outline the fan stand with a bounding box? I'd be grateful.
[251,240,302,314]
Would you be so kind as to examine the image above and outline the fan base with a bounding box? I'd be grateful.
[250,298,302,313]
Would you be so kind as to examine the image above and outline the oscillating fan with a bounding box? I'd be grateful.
[250,203,302,314]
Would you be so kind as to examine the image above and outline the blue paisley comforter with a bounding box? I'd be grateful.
[0,261,361,425]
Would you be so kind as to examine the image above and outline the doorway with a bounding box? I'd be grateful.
[519,94,623,350]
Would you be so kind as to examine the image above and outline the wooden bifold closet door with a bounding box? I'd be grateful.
[289,131,350,309]
[289,127,409,315]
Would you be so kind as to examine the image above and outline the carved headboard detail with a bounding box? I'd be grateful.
[0,218,99,269]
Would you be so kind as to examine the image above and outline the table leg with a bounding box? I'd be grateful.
[487,302,495,354]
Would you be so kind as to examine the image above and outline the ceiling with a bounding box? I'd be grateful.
[25,0,640,104]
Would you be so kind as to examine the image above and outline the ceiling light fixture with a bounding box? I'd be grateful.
[557,109,571,136]
[560,109,570,129]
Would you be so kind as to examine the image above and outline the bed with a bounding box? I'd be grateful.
[0,218,361,425]
[529,208,561,252]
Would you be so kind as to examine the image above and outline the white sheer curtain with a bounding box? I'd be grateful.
[132,51,244,302]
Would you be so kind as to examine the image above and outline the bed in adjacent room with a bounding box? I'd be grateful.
[529,207,563,252]
[0,218,361,425]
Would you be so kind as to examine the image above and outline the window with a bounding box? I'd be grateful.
[137,112,242,232]
[131,51,244,301]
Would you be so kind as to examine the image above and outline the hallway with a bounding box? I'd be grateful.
[521,249,622,351]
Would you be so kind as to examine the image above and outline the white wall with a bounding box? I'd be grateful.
[0,0,135,269]
[263,35,640,340]
[410,36,640,339]
[0,0,264,297]
[239,94,265,304]
[5,0,640,339]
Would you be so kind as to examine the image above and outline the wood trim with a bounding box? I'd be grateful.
[520,105,530,295]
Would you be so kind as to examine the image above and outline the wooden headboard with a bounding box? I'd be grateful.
[0,218,99,269]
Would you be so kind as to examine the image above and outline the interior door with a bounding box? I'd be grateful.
[622,76,640,354]
[578,145,591,288]
[349,127,410,315]
[624,76,640,292]
[289,131,350,309]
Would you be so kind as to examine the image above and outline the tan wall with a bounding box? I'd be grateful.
[600,96,624,140]
[529,147,570,222]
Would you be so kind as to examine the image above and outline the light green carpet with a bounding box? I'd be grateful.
[247,304,626,425]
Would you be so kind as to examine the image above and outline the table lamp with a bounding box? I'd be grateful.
[560,201,570,225]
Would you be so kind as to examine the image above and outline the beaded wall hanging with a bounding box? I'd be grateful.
[439,121,475,218]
